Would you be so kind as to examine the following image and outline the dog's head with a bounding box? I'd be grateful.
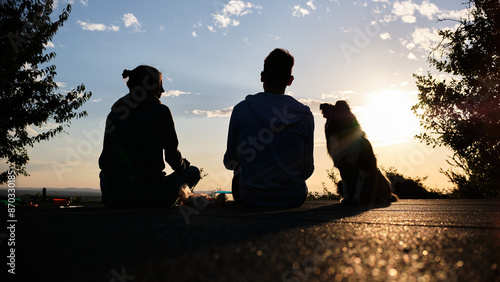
[320,100,351,119]
[320,100,360,134]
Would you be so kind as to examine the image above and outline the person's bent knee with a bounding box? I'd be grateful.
[185,166,201,187]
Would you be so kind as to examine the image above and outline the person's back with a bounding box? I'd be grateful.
[224,49,314,207]
[100,92,185,182]
[99,65,199,208]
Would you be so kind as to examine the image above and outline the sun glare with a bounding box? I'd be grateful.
[355,91,421,146]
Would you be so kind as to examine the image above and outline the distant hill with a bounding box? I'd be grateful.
[0,187,101,197]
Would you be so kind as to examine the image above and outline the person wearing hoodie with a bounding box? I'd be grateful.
[99,65,200,208]
[223,48,314,208]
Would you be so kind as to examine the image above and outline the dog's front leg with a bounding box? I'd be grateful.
[353,170,367,204]
[341,181,351,202]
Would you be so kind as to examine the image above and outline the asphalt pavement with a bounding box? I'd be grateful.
[2,199,499,281]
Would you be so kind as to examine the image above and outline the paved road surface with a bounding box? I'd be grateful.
[2,199,499,281]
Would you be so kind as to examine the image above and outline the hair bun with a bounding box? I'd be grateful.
[122,69,131,79]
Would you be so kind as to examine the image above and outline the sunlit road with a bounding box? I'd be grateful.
[6,199,500,281]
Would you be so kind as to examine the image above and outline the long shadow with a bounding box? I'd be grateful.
[10,201,390,281]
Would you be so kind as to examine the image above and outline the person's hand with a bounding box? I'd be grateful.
[182,158,190,168]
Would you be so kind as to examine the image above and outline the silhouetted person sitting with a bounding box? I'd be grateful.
[99,65,200,208]
[223,48,314,208]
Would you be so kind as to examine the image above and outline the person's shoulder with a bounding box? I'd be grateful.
[233,96,252,110]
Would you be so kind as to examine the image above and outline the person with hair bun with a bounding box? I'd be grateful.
[99,65,201,208]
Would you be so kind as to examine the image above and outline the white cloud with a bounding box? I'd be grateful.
[123,13,142,32]
[418,0,439,20]
[191,107,234,118]
[27,123,61,136]
[213,0,262,28]
[162,90,191,97]
[43,41,55,48]
[401,15,416,23]
[56,82,67,88]
[192,31,197,37]
[298,98,324,112]
[77,20,119,32]
[415,67,424,75]
[321,90,357,100]
[437,8,469,21]
[207,26,216,32]
[80,0,88,6]
[292,5,310,18]
[307,0,316,10]
[392,0,441,23]
[380,32,391,40]
[408,27,442,52]
[407,52,417,60]
[266,34,281,40]
[91,98,101,103]
[243,37,252,45]
[392,0,418,18]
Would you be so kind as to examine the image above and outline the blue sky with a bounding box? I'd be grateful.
[2,0,470,193]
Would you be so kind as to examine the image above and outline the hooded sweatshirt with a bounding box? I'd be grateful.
[99,92,188,186]
[224,92,314,207]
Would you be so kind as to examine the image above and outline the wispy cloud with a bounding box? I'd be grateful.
[77,20,119,32]
[321,90,357,100]
[298,98,324,113]
[266,34,281,40]
[380,32,391,40]
[27,123,61,136]
[436,8,469,22]
[162,90,191,97]
[190,107,234,118]
[43,41,55,48]
[56,82,67,88]
[123,13,143,32]
[292,5,310,18]
[213,0,262,29]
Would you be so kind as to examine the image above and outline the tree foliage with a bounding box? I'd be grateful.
[412,0,500,198]
[0,0,92,184]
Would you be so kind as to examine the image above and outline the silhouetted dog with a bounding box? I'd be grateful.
[320,101,398,204]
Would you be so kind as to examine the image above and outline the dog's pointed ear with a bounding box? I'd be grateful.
[335,100,350,111]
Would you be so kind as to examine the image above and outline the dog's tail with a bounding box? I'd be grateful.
[390,193,399,202]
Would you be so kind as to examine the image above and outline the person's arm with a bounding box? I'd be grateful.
[223,107,240,171]
[162,106,189,171]
[302,112,315,179]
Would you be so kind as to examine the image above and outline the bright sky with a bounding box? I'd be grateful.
[1,0,470,193]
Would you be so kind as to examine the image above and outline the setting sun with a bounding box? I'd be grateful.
[355,91,421,147]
